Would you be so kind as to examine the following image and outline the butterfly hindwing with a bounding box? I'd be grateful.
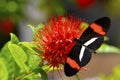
[64,37,103,76]
[64,44,82,76]
[87,37,104,51]
[79,37,104,66]
[64,59,80,76]
[64,17,110,76]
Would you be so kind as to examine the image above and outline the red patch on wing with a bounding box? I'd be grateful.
[66,57,81,70]
[90,23,105,35]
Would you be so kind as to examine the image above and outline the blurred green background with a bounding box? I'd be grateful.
[1,0,120,48]
[0,0,120,80]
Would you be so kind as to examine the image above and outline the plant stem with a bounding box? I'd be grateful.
[75,74,81,80]
[15,71,33,80]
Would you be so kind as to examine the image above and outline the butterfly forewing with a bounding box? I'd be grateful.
[80,17,110,43]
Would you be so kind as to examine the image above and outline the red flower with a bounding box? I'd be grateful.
[76,0,96,9]
[34,16,87,68]
[0,18,15,35]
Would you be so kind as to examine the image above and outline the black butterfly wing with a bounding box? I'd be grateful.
[64,37,103,76]
[78,17,110,66]
[64,63,79,76]
[64,44,82,76]
[64,17,110,76]
[79,37,104,66]
[80,17,110,43]
[64,39,94,76]
[72,17,110,66]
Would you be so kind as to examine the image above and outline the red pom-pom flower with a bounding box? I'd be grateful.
[34,16,87,68]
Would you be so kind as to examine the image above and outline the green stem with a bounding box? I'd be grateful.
[75,74,81,80]
[15,71,33,80]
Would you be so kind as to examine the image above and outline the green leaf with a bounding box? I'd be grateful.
[104,36,109,41]
[8,44,29,72]
[28,24,44,39]
[18,42,37,53]
[27,24,36,33]
[10,33,19,44]
[14,71,39,80]
[21,71,39,80]
[80,22,89,29]
[34,68,48,80]
[100,66,120,80]
[42,65,58,72]
[18,42,41,68]
[97,43,120,53]
[0,57,8,80]
[0,42,10,58]
[28,54,41,69]
[0,42,17,79]
[113,66,120,79]
[36,23,44,30]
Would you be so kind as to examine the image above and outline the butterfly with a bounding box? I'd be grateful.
[64,17,111,76]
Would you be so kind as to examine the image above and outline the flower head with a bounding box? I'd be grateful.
[34,16,87,68]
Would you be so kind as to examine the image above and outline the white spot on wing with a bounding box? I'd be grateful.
[79,37,98,62]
